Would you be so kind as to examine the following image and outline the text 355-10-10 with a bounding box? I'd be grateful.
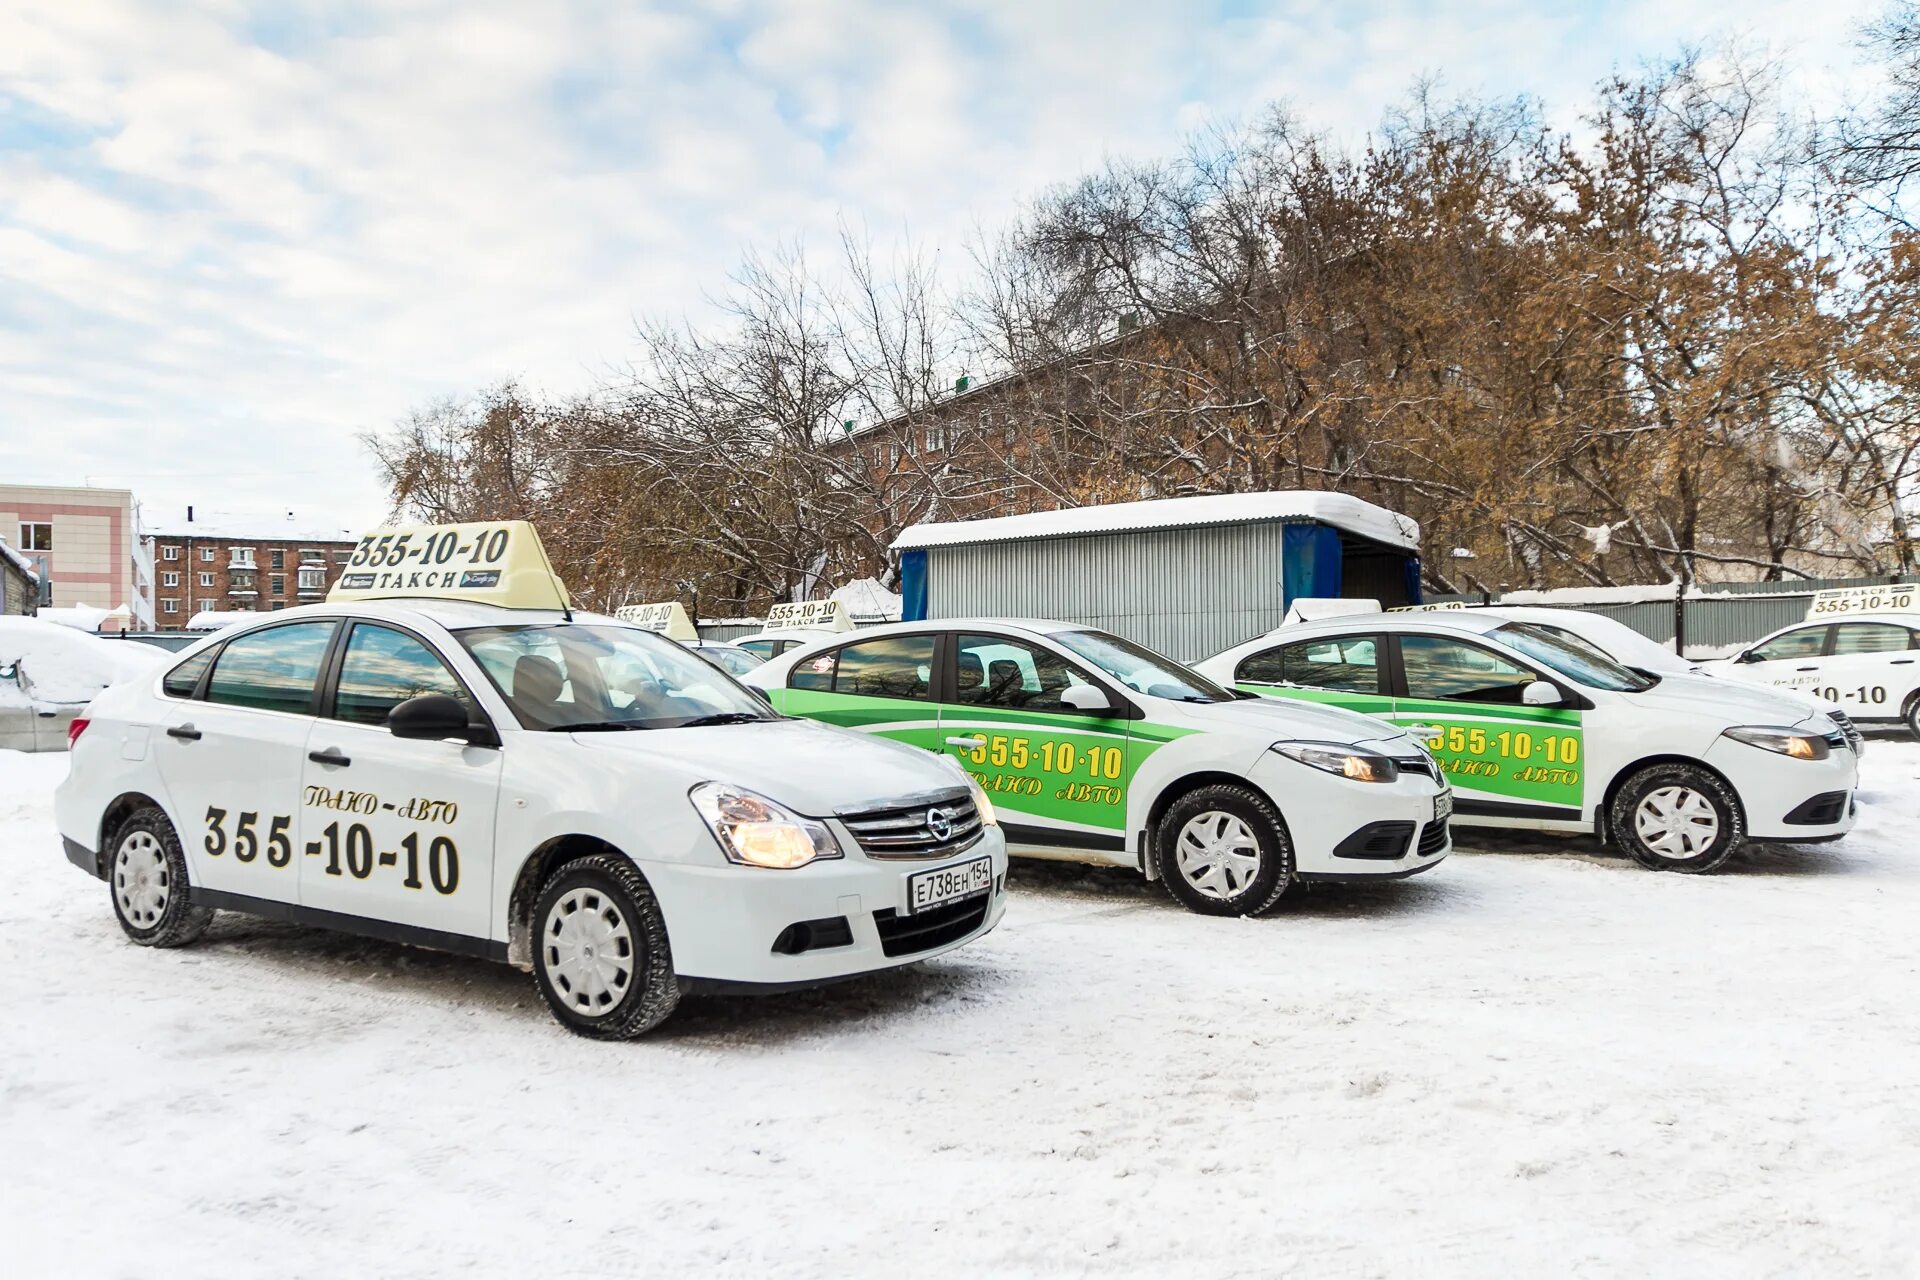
[203,806,459,894]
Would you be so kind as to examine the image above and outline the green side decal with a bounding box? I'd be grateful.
[1240,683,1584,809]
[777,689,950,754]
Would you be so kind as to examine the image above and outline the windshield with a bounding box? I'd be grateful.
[1490,622,1655,693]
[694,644,766,677]
[1052,629,1233,703]
[457,623,780,730]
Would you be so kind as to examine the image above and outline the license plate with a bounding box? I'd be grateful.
[1434,791,1454,823]
[907,856,993,914]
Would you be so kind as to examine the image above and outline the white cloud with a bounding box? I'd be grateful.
[0,0,1892,532]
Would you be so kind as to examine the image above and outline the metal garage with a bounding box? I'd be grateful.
[894,491,1421,661]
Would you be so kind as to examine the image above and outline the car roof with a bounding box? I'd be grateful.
[1260,611,1507,643]
[1778,611,1920,627]
[804,617,1088,641]
[201,598,626,632]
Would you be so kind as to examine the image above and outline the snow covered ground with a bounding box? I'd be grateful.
[5,742,1919,1278]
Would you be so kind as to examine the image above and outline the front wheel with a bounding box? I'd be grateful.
[109,809,214,947]
[1157,783,1294,916]
[531,854,680,1039]
[1905,696,1920,743]
[1609,764,1744,873]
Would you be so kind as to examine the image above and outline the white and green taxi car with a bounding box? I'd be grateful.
[1195,610,1859,873]
[54,523,1007,1039]
[746,619,1451,916]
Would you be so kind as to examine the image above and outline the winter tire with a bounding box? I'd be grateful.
[1157,783,1294,917]
[1905,695,1920,743]
[109,808,214,948]
[1609,763,1744,874]
[531,853,680,1039]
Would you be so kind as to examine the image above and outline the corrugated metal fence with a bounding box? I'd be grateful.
[1429,575,1911,656]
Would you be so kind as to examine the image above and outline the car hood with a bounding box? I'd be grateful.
[1624,672,1832,727]
[563,717,965,816]
[1168,694,1415,753]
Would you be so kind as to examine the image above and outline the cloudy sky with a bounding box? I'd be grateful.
[0,0,1891,532]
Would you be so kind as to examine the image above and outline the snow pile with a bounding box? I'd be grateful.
[896,490,1421,552]
[0,537,38,581]
[0,617,166,707]
[830,576,903,622]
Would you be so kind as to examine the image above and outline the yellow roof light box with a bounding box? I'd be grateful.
[764,599,854,633]
[327,520,572,611]
[614,601,699,641]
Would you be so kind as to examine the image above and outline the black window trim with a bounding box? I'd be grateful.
[785,630,947,704]
[319,618,495,736]
[1236,631,1388,697]
[955,628,1145,721]
[191,617,348,718]
[1386,630,1593,711]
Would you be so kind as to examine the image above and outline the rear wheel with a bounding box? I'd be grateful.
[531,854,680,1039]
[109,809,214,947]
[1904,695,1920,742]
[1157,784,1294,916]
[1609,763,1743,873]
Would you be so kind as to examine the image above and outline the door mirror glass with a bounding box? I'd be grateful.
[1059,684,1114,714]
[1521,680,1562,707]
[388,693,473,740]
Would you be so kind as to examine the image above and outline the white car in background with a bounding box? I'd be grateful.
[733,599,861,660]
[1196,610,1859,874]
[1709,610,1920,741]
[0,617,167,752]
[610,601,766,676]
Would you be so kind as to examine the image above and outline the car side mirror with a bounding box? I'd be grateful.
[1060,685,1115,714]
[1521,680,1562,707]
[389,693,488,744]
[1733,649,1757,664]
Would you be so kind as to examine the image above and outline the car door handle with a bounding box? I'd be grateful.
[307,748,351,767]
[945,735,987,749]
[1795,666,1820,672]
[166,724,202,741]
[1891,659,1914,665]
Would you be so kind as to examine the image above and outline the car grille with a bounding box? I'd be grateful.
[1417,819,1449,857]
[1395,756,1437,779]
[837,790,983,860]
[872,894,992,957]
[1827,710,1864,753]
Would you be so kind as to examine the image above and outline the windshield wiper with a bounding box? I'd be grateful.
[557,722,653,732]
[677,711,767,727]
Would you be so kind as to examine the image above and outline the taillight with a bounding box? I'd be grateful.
[67,717,90,748]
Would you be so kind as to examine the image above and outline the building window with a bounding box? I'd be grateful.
[230,547,255,568]
[201,547,215,562]
[271,602,287,611]
[270,575,285,596]
[300,548,325,566]
[162,572,179,587]
[298,568,326,592]
[334,550,351,564]
[270,549,285,569]
[162,599,179,615]
[162,545,179,561]
[925,423,945,452]
[199,572,214,588]
[19,522,52,551]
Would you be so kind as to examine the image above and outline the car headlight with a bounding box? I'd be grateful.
[1721,725,1830,761]
[688,782,842,868]
[964,774,999,827]
[1272,742,1401,783]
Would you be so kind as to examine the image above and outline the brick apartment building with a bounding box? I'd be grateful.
[145,512,360,630]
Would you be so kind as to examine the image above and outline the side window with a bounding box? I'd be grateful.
[1830,623,1914,655]
[162,648,216,699]
[1241,635,1381,693]
[1399,634,1539,705]
[332,625,473,726]
[954,633,1099,713]
[789,649,836,691]
[1750,627,1829,663]
[737,639,775,659]
[204,622,339,715]
[832,635,934,700]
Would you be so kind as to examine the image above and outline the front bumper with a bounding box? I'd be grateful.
[1246,751,1452,879]
[1703,735,1860,841]
[641,827,1009,986]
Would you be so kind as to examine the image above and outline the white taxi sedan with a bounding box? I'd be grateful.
[1710,611,1920,740]
[55,524,1006,1039]
[1196,611,1859,873]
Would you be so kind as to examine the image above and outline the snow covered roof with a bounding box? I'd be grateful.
[828,577,903,621]
[893,491,1420,553]
[0,538,37,581]
[185,610,252,630]
[145,510,360,544]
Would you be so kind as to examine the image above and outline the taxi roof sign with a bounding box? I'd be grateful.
[1805,583,1918,620]
[327,520,572,611]
[614,601,698,641]
[764,599,854,633]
